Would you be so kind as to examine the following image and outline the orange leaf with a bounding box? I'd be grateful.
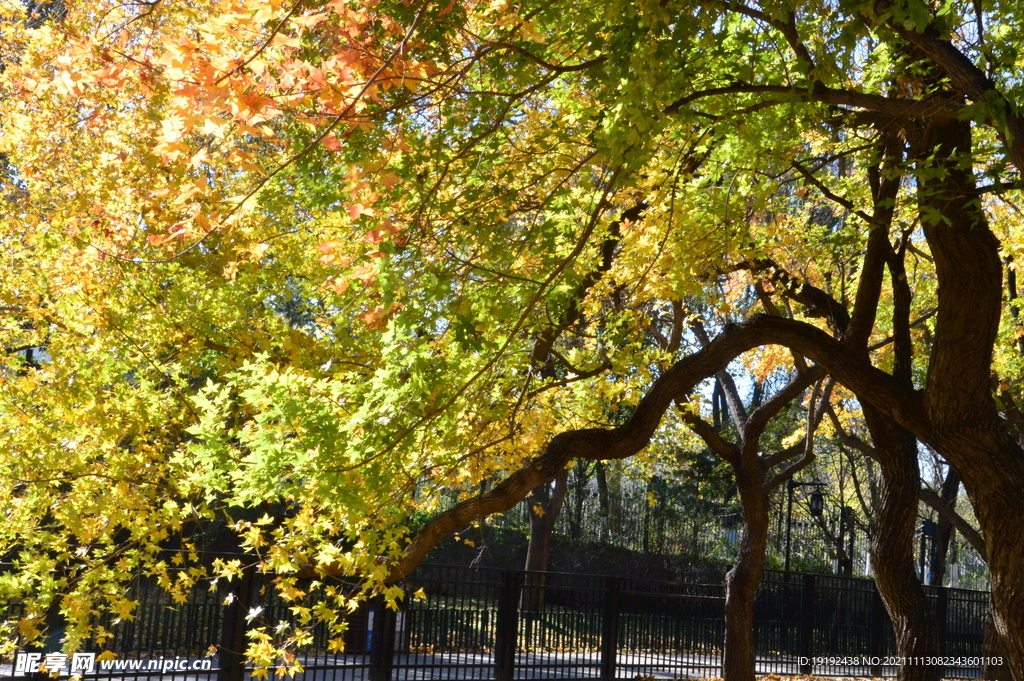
[348,203,374,219]
[321,133,342,151]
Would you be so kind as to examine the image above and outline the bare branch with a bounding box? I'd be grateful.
[690,320,749,431]
[826,405,877,457]
[481,42,608,73]
[679,406,740,465]
[791,160,874,223]
[766,378,836,491]
[919,488,985,556]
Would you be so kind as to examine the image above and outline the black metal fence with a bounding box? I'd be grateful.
[1,564,992,680]
[385,566,989,680]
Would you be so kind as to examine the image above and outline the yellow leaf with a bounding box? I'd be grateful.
[18,617,41,641]
[270,34,301,49]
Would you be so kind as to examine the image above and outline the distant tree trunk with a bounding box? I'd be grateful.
[712,377,725,429]
[837,514,854,578]
[606,459,623,538]
[568,461,590,542]
[657,490,668,553]
[595,461,610,542]
[928,467,960,587]
[642,477,652,553]
[523,470,568,610]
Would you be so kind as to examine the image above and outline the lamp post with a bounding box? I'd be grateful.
[785,480,825,573]
[838,505,854,575]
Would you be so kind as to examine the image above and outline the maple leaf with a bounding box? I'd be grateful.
[321,134,343,151]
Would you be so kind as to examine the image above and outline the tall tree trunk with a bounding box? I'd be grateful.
[863,406,942,681]
[939,435,1024,677]
[913,116,1024,677]
[722,459,769,681]
[858,223,941,681]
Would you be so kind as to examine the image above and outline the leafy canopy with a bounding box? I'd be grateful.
[2,0,1024,666]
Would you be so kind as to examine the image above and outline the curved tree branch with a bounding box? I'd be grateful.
[381,314,924,581]
[876,8,1024,174]
[664,82,962,119]
[678,407,740,465]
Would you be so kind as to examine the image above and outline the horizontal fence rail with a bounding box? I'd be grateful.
[1,563,993,680]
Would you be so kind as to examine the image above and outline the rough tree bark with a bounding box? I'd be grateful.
[910,116,1024,677]
[863,210,941,681]
[864,406,942,681]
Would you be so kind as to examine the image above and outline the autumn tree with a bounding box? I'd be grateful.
[7,0,1024,680]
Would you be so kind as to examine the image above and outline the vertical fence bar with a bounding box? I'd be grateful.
[369,597,397,681]
[799,574,815,674]
[935,586,949,655]
[600,577,620,681]
[494,571,521,681]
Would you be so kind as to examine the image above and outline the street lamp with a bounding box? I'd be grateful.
[785,480,825,573]
[809,490,824,517]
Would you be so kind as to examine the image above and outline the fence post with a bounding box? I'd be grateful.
[218,566,257,681]
[799,574,815,674]
[369,596,398,681]
[868,585,885,677]
[494,571,521,681]
[600,577,620,681]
